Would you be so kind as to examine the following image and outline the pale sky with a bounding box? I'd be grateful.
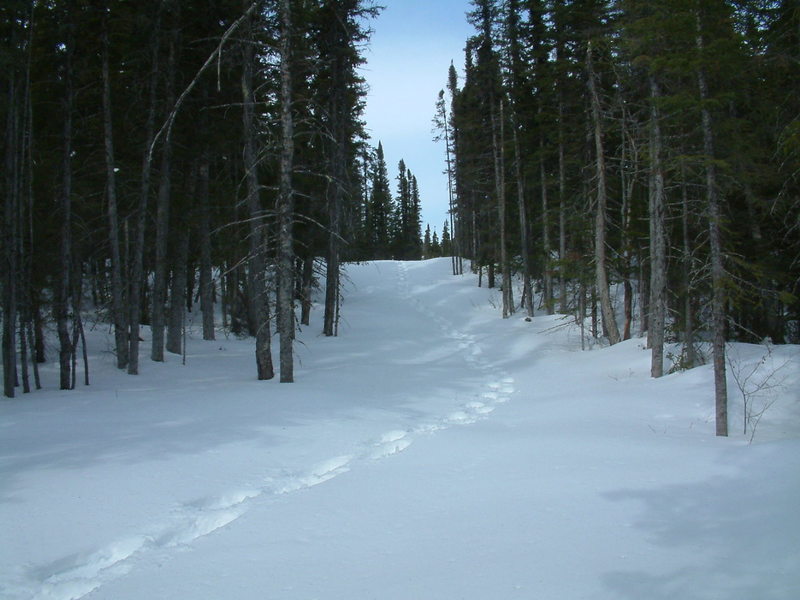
[360,0,475,237]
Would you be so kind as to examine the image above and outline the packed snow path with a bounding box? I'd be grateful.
[2,259,799,600]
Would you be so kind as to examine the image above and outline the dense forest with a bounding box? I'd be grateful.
[2,0,799,438]
[437,0,799,436]
[1,0,428,395]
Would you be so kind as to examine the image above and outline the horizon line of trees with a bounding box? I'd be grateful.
[434,0,799,436]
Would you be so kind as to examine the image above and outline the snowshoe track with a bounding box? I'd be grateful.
[15,262,516,600]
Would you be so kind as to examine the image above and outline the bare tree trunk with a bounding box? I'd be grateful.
[540,150,554,315]
[101,9,128,369]
[491,100,513,318]
[696,15,728,436]
[638,247,649,337]
[151,14,178,363]
[620,95,634,341]
[55,17,75,390]
[166,221,190,355]
[198,150,215,340]
[70,259,89,387]
[3,78,19,397]
[323,203,341,337]
[129,15,161,376]
[242,5,274,379]
[300,256,314,326]
[322,13,349,338]
[680,161,696,368]
[586,41,620,345]
[512,118,533,317]
[277,0,295,382]
[648,76,667,378]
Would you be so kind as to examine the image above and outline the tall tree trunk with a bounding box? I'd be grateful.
[198,149,215,341]
[323,190,341,337]
[680,161,696,368]
[648,76,667,378]
[512,118,533,317]
[71,255,89,387]
[56,16,75,390]
[638,248,649,337]
[540,150,553,315]
[620,95,634,341]
[242,5,274,379]
[586,41,620,345]
[558,103,568,314]
[166,220,190,355]
[2,78,19,397]
[102,9,128,369]
[696,14,728,436]
[129,14,161,375]
[151,15,178,363]
[322,11,349,338]
[491,100,513,318]
[300,255,314,326]
[277,0,295,382]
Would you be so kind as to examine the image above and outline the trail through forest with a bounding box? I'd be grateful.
[1,258,798,600]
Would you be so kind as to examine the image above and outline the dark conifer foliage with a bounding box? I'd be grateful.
[0,0,385,391]
[443,0,800,435]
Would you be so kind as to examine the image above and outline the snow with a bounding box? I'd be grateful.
[2,258,799,600]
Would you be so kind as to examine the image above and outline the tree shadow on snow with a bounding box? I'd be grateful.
[602,441,800,600]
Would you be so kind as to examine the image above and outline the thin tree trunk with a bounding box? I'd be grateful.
[558,112,568,314]
[102,10,128,369]
[277,0,295,382]
[300,255,314,326]
[680,161,696,368]
[3,78,19,398]
[491,100,513,318]
[198,150,215,340]
[70,256,87,388]
[242,5,274,379]
[586,41,620,345]
[18,312,29,393]
[696,15,728,436]
[648,76,667,378]
[556,21,568,315]
[620,96,634,341]
[129,14,161,375]
[540,150,553,315]
[638,247,649,337]
[323,210,341,336]
[323,19,348,338]
[151,15,178,363]
[512,118,533,317]
[166,221,190,354]
[56,17,75,390]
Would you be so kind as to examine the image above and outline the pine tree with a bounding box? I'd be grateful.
[370,142,394,258]
[442,221,452,256]
[423,224,432,258]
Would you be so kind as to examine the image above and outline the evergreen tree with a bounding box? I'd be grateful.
[431,229,442,257]
[442,221,452,257]
[369,142,394,258]
[423,224,432,258]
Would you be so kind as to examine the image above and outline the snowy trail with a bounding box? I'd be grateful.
[3,258,799,600]
[2,260,517,600]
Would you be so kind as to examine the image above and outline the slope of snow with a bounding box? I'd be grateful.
[1,258,798,599]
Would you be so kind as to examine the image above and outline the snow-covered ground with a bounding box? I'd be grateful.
[2,258,799,600]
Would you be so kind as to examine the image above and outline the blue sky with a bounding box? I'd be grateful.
[360,0,475,236]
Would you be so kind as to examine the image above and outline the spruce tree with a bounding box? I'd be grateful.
[369,142,394,258]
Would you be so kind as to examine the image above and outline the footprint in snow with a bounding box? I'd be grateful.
[465,401,495,415]
[274,455,353,495]
[446,411,479,425]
